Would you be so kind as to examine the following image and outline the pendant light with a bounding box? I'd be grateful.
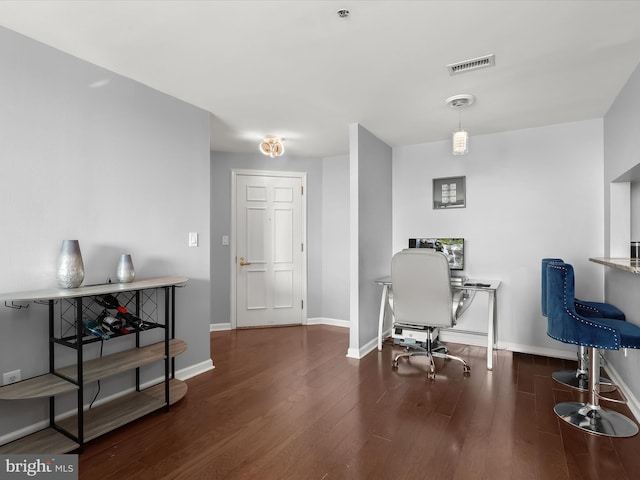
[446,94,475,155]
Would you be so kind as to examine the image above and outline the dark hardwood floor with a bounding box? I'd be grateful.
[78,325,640,479]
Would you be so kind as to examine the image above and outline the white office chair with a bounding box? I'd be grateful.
[391,249,470,380]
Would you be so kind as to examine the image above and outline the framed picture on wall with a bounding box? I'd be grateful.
[433,176,466,209]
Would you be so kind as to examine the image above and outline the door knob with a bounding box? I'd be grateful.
[239,256,251,266]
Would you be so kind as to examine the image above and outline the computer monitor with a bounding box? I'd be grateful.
[408,238,464,271]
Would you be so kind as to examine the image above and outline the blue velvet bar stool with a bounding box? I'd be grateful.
[541,258,625,391]
[546,261,640,437]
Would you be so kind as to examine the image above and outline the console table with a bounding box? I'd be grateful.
[0,276,188,454]
[374,277,501,370]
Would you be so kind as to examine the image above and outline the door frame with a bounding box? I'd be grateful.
[230,168,308,329]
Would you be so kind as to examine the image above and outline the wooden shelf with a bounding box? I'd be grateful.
[0,373,78,400]
[57,379,187,442]
[143,377,188,405]
[56,339,187,384]
[589,257,640,273]
[0,339,186,400]
[0,379,187,453]
[0,428,79,454]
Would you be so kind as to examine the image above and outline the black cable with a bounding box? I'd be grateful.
[89,339,104,409]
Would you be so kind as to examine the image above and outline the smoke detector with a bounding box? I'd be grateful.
[446,94,475,109]
[336,9,350,18]
[447,54,495,75]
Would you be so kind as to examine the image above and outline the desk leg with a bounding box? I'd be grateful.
[378,284,389,352]
[487,290,496,370]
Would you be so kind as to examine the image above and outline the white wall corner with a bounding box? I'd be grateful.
[345,336,378,359]
[610,181,631,257]
[348,123,360,354]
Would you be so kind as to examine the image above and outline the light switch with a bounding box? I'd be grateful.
[222,235,229,246]
[188,232,198,247]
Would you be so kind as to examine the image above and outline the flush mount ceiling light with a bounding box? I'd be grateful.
[446,94,475,156]
[259,136,284,158]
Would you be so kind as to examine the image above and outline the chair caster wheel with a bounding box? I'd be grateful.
[392,361,398,369]
[428,371,436,381]
[463,365,471,376]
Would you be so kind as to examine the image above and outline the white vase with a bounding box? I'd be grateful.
[116,254,135,283]
[56,240,84,288]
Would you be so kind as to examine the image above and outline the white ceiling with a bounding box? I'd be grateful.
[1,0,640,157]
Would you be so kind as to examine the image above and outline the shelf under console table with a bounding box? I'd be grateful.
[0,276,189,454]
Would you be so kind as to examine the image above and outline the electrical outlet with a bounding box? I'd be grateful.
[3,369,21,385]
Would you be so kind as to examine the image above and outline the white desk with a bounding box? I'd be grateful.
[374,277,501,370]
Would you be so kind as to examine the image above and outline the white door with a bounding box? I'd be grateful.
[234,172,305,327]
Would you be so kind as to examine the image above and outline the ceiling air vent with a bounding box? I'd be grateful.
[447,54,495,75]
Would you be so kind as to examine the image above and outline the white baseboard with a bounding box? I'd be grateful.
[439,330,488,347]
[306,317,350,328]
[176,359,215,380]
[499,342,577,361]
[346,336,378,359]
[210,322,232,331]
[346,348,360,359]
[210,318,350,331]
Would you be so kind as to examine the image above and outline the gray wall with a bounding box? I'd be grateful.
[603,62,640,406]
[0,27,211,439]
[321,155,350,322]
[210,151,324,326]
[349,124,392,356]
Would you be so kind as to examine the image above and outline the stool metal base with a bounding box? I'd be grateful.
[552,345,616,393]
[552,370,615,393]
[554,401,639,437]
